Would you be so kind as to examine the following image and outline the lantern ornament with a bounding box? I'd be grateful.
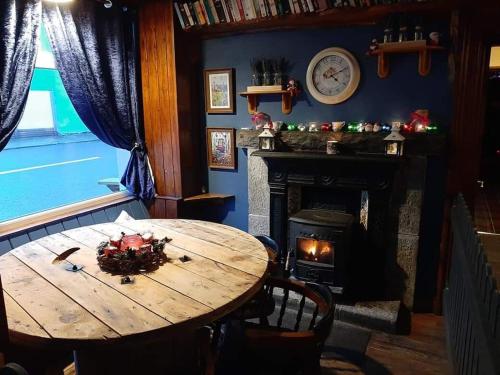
[259,127,276,151]
[384,126,405,156]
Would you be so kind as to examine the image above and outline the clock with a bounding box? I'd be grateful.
[306,47,361,105]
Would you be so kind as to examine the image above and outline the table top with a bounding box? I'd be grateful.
[0,219,269,349]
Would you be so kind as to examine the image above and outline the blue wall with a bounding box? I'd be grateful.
[203,25,452,231]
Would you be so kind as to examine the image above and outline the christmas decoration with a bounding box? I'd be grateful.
[97,232,170,274]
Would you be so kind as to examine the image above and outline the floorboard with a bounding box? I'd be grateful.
[321,314,450,375]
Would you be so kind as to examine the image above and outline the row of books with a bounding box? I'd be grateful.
[174,0,430,29]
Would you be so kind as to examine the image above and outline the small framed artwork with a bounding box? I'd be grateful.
[206,127,236,169]
[204,68,234,114]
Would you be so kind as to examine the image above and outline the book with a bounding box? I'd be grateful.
[252,0,262,17]
[194,1,207,25]
[207,0,220,23]
[306,0,315,11]
[187,2,199,24]
[242,0,255,19]
[288,0,295,13]
[316,0,329,11]
[235,0,246,20]
[268,0,278,16]
[292,0,301,13]
[174,2,187,29]
[200,0,212,25]
[228,0,241,21]
[258,0,267,17]
[183,2,195,26]
[213,0,227,22]
[221,0,232,22]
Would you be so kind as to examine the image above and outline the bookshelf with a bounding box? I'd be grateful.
[175,1,454,39]
[367,41,446,78]
[240,89,294,114]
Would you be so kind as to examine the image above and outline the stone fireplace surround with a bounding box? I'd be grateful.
[237,130,445,312]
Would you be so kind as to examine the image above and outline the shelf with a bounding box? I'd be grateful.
[183,193,234,205]
[240,90,293,115]
[184,1,454,39]
[368,41,446,78]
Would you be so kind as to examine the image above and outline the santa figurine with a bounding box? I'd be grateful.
[286,79,300,97]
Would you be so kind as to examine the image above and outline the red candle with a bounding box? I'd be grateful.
[120,234,144,252]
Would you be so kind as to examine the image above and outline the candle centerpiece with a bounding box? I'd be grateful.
[97,232,170,275]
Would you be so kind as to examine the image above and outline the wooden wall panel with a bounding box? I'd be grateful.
[139,1,203,218]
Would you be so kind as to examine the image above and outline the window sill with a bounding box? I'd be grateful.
[0,191,134,237]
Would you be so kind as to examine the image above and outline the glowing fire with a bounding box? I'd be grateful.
[297,238,334,263]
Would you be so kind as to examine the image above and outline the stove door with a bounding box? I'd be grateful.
[296,237,334,265]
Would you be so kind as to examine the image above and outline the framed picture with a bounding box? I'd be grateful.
[206,128,236,169]
[204,68,234,114]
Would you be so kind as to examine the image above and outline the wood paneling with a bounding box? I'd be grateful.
[139,1,203,218]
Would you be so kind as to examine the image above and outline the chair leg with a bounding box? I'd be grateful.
[197,327,215,375]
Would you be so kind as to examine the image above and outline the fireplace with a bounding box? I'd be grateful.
[289,209,353,294]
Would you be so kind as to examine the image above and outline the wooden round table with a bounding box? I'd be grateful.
[0,219,269,374]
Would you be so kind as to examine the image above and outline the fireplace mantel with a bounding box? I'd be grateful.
[252,150,403,164]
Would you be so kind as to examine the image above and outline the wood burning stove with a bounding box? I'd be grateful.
[289,209,353,294]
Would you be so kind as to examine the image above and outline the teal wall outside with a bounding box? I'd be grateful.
[30,69,88,134]
[29,24,88,134]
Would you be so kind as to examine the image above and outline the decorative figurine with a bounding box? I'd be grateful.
[287,123,298,131]
[298,123,308,131]
[308,122,320,132]
[373,122,382,132]
[429,32,440,46]
[369,38,379,52]
[364,122,374,132]
[272,121,283,132]
[381,123,392,132]
[410,109,430,133]
[251,112,272,130]
[286,79,301,97]
[332,121,345,132]
[321,123,331,132]
[258,125,276,151]
[384,127,405,156]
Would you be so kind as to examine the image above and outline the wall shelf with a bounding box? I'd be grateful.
[240,90,293,114]
[185,1,454,39]
[368,41,446,78]
[183,193,234,205]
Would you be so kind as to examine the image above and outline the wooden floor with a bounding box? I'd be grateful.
[474,184,500,233]
[321,314,450,375]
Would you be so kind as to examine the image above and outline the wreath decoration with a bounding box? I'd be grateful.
[97,232,170,275]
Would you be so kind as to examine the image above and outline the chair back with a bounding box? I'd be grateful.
[245,277,335,352]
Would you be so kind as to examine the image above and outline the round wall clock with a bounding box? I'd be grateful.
[306,47,361,105]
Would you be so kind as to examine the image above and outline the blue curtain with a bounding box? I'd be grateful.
[0,0,41,151]
[42,2,155,201]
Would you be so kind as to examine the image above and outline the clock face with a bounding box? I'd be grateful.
[306,47,360,105]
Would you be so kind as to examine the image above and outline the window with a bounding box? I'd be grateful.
[0,25,129,223]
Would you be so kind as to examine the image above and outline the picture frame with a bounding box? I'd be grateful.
[204,68,234,114]
[206,128,236,170]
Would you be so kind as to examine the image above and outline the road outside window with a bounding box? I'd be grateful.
[0,25,129,223]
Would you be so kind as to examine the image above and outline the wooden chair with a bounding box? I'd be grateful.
[239,277,335,375]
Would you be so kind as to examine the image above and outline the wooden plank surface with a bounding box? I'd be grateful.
[1,219,268,349]
[0,254,118,341]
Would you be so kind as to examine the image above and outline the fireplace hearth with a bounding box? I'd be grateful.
[289,209,353,294]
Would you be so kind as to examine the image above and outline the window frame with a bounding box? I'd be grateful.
[0,191,133,237]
